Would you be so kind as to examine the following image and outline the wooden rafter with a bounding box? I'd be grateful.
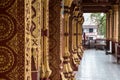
[81,0,119,13]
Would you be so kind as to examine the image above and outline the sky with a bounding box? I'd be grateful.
[83,13,95,25]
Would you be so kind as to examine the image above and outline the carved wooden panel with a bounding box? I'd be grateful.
[0,0,25,79]
[49,0,62,80]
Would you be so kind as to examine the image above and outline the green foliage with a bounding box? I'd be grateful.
[90,13,106,37]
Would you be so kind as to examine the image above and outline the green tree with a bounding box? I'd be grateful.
[90,13,106,37]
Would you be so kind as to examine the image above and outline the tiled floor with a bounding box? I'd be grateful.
[75,49,120,80]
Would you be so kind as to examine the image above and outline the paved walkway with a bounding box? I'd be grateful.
[75,49,120,80]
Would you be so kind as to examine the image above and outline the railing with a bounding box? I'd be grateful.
[117,44,120,63]
[95,39,106,50]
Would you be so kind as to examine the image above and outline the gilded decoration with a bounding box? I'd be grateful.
[6,0,17,19]
[62,1,75,79]
[0,0,15,9]
[31,0,41,70]
[31,0,43,79]
[0,14,15,42]
[6,34,18,54]
[0,0,25,79]
[0,46,15,73]
[42,0,52,79]
[25,0,32,80]
[49,0,61,80]
[69,8,82,71]
[6,66,19,80]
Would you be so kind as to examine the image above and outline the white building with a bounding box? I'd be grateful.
[83,25,98,40]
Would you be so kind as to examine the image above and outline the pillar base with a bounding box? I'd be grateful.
[70,58,79,71]
[112,41,116,54]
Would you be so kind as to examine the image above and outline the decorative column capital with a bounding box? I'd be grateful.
[109,9,113,15]
[64,6,70,14]
[113,5,118,11]
[77,16,84,24]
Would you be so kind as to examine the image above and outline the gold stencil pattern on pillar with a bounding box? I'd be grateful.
[31,0,42,80]
[63,47,75,80]
[77,16,84,59]
[72,16,80,67]
[40,0,51,79]
[63,1,75,79]
[49,0,62,80]
[0,0,15,9]
[0,0,25,79]
[25,0,32,80]
[0,46,15,73]
[43,0,51,79]
[60,1,67,79]
[0,14,15,42]
[31,0,41,72]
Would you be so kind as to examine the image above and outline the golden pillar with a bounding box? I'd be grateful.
[72,18,77,51]
[60,1,67,80]
[62,0,75,80]
[0,0,26,79]
[110,8,116,54]
[40,0,52,80]
[77,17,83,46]
[119,2,120,42]
[113,5,119,42]
[30,0,43,80]
[77,16,84,59]
[71,10,80,70]
[106,12,111,51]
[106,12,110,40]
[69,16,78,71]
[109,9,113,40]
[25,0,32,80]
[49,0,63,80]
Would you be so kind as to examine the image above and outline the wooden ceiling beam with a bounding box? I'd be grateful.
[82,6,110,13]
[82,3,112,6]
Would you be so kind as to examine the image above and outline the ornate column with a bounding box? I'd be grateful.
[108,9,114,53]
[72,15,77,52]
[109,9,113,41]
[25,0,32,80]
[40,0,52,80]
[71,9,80,71]
[117,2,120,57]
[49,0,63,80]
[0,0,28,80]
[119,2,120,42]
[77,16,84,59]
[69,15,78,71]
[113,5,119,42]
[112,8,115,41]
[76,0,84,58]
[106,12,109,40]
[30,0,43,80]
[111,7,116,54]
[106,12,110,51]
[113,5,119,57]
[60,1,67,80]
[62,0,75,79]
[77,16,83,46]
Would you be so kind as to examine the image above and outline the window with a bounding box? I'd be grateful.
[89,37,93,40]
[89,28,93,33]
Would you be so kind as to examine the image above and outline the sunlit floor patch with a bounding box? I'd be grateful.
[75,49,120,80]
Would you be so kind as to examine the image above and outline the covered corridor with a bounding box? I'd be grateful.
[0,0,120,80]
[76,49,120,80]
